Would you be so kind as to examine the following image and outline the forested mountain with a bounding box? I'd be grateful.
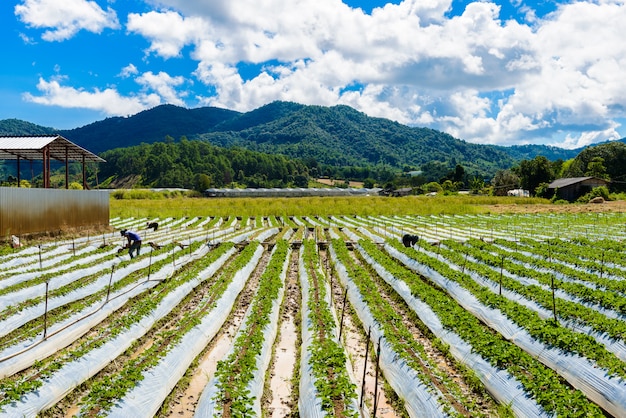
[3,101,624,183]
[58,105,240,154]
[0,119,56,136]
[199,103,518,178]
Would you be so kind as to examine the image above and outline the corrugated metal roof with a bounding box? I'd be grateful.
[0,135,105,163]
[548,176,606,188]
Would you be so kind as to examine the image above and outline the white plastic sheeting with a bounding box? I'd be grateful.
[194,245,290,417]
[329,244,450,418]
[108,244,264,417]
[387,244,626,418]
[0,244,198,379]
[356,244,550,418]
[439,246,626,363]
[0,245,235,417]
[298,244,329,418]
[0,247,119,312]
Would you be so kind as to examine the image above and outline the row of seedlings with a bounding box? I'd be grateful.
[439,238,626,360]
[299,238,361,417]
[382,238,622,417]
[73,241,264,417]
[194,239,291,416]
[0,239,236,415]
[0,217,227,363]
[330,235,505,418]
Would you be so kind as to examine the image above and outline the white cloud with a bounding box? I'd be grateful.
[18,0,626,147]
[22,70,192,116]
[127,11,208,58]
[135,71,187,106]
[119,64,139,78]
[15,0,120,41]
[23,77,160,115]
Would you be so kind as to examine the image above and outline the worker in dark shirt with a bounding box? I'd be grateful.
[121,229,142,259]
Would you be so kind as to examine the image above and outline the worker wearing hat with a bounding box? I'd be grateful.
[120,229,142,259]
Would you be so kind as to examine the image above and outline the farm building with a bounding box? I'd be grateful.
[0,135,109,238]
[507,189,530,197]
[204,187,381,198]
[548,176,609,202]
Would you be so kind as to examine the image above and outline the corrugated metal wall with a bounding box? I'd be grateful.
[0,187,109,237]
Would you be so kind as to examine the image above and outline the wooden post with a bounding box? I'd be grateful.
[360,327,371,408]
[65,146,69,189]
[106,265,115,302]
[551,275,558,324]
[499,255,504,295]
[16,156,20,186]
[43,282,49,339]
[147,247,153,281]
[338,288,348,340]
[373,336,382,418]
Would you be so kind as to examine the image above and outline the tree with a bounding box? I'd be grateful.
[469,176,485,194]
[195,173,211,192]
[514,156,554,196]
[585,157,609,180]
[491,169,521,196]
[422,182,443,193]
[363,178,376,188]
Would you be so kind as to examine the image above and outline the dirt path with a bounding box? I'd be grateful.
[348,246,500,417]
[265,248,301,417]
[323,246,400,417]
[161,245,271,417]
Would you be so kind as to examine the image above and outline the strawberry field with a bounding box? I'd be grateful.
[0,211,625,417]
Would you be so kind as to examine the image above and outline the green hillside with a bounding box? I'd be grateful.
[5,101,623,184]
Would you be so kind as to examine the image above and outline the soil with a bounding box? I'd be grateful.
[265,249,301,417]
[162,247,271,417]
[484,199,626,214]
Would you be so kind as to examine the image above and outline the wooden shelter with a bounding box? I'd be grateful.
[548,176,609,202]
[0,135,105,189]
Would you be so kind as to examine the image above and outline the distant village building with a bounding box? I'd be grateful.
[507,189,530,197]
[548,176,609,202]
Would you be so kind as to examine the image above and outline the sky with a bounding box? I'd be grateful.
[2,0,626,149]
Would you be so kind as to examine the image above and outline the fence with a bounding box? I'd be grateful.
[0,187,109,238]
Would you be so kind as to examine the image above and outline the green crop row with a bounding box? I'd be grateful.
[333,239,493,417]
[442,239,626,343]
[303,239,358,417]
[467,238,626,315]
[212,240,289,416]
[430,239,626,379]
[78,241,256,416]
[367,239,603,416]
[0,242,234,410]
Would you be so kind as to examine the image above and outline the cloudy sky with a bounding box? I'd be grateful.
[2,0,625,149]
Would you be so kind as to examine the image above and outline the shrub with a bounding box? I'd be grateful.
[576,186,611,203]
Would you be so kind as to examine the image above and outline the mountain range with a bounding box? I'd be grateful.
[1,101,621,177]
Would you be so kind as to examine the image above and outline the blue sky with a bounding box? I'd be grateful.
[2,0,625,149]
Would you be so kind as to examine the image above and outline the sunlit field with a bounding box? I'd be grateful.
[110,193,555,219]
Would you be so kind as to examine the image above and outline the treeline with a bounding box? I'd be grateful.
[98,137,310,190]
[491,141,626,197]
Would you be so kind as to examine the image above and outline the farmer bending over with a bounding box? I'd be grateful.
[121,229,142,259]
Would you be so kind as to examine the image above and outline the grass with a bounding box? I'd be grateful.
[110,193,550,219]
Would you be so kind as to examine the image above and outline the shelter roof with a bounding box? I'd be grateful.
[548,176,607,188]
[0,135,104,163]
